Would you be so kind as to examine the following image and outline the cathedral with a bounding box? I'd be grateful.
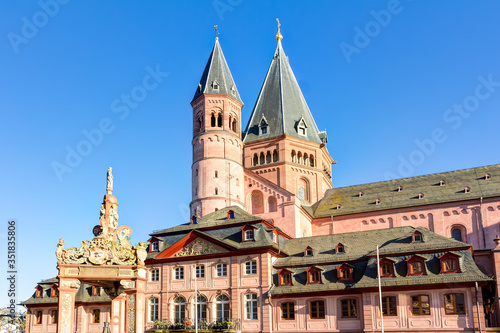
[23,25,500,333]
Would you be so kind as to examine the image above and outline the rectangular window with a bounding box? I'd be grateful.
[340,269,351,281]
[411,295,431,315]
[444,259,457,272]
[341,299,357,318]
[381,264,392,277]
[281,273,291,286]
[216,263,227,277]
[195,265,205,278]
[36,311,42,325]
[92,286,101,296]
[174,267,184,280]
[245,294,258,320]
[245,261,257,275]
[444,293,465,314]
[245,230,254,241]
[281,302,295,320]
[382,296,397,316]
[150,298,159,322]
[92,309,100,323]
[310,301,325,319]
[309,271,321,284]
[152,242,159,252]
[50,310,57,324]
[151,269,160,282]
[411,261,423,274]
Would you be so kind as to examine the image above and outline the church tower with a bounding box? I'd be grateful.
[243,24,334,204]
[190,35,245,217]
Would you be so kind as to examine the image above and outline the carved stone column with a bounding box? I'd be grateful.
[110,295,127,333]
[56,279,79,333]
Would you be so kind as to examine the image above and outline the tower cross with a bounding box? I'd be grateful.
[214,25,219,40]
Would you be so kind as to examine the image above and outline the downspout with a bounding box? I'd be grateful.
[480,197,486,249]
[476,281,483,333]
[268,284,274,333]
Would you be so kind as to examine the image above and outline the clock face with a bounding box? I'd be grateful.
[93,225,102,236]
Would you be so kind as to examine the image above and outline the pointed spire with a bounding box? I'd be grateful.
[192,34,242,104]
[243,24,325,144]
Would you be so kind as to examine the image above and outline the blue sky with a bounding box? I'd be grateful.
[1,0,500,306]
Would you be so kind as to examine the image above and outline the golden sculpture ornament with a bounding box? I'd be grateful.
[175,239,221,257]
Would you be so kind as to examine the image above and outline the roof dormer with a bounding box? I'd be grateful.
[378,258,396,278]
[227,210,235,219]
[304,246,313,256]
[259,115,269,136]
[412,230,423,243]
[337,263,354,282]
[336,243,345,254]
[306,266,323,284]
[50,285,58,298]
[149,237,160,252]
[296,116,308,136]
[277,269,293,286]
[439,252,461,274]
[406,255,427,276]
[241,225,257,242]
[35,285,43,298]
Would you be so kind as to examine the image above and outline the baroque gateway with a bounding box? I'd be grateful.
[23,26,500,333]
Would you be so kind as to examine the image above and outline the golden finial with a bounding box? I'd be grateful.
[214,25,219,40]
[275,18,283,41]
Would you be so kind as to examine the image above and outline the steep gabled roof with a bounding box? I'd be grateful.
[243,37,324,144]
[192,38,242,104]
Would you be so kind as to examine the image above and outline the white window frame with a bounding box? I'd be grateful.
[195,264,205,278]
[245,229,254,241]
[174,266,184,280]
[216,263,227,277]
[245,261,257,275]
[152,241,159,252]
[151,269,160,282]
[245,293,258,320]
[149,298,159,322]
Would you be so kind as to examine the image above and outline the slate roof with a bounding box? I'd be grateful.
[243,39,325,144]
[271,227,491,296]
[22,282,111,306]
[150,206,267,235]
[191,39,242,104]
[310,164,500,218]
[147,207,286,260]
[274,227,467,267]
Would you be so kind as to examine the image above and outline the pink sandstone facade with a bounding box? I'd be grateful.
[23,27,500,333]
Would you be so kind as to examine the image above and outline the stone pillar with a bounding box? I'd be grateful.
[133,267,147,333]
[362,294,374,331]
[110,296,126,333]
[56,279,79,333]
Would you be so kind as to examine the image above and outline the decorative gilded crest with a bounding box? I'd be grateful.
[175,239,222,257]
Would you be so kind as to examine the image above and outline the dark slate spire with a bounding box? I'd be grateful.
[192,37,242,104]
[243,28,326,144]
